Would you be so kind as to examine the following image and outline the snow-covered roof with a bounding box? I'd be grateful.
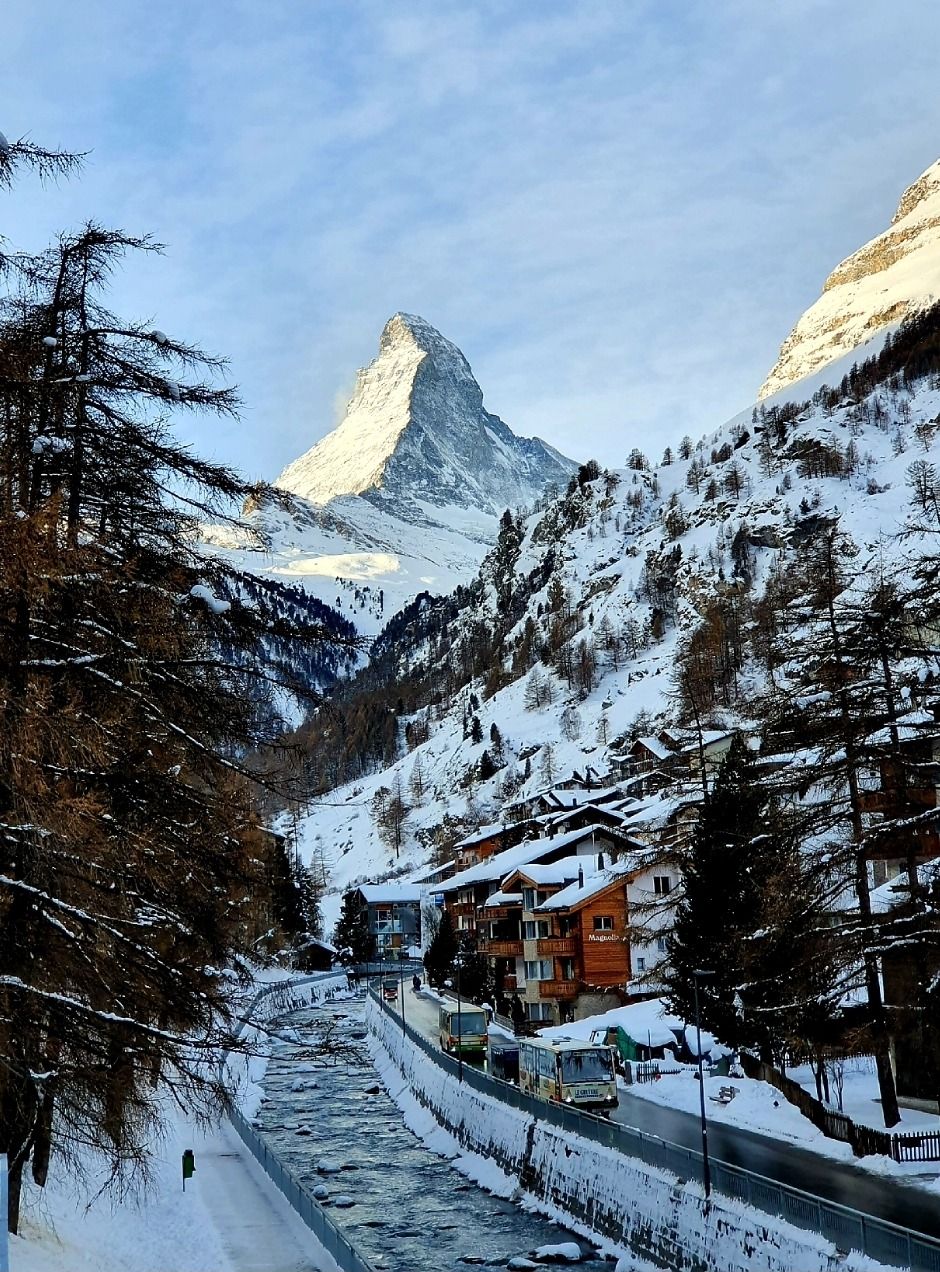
[455,822,513,849]
[358,884,424,904]
[871,859,940,913]
[438,823,617,895]
[535,855,649,911]
[506,855,587,887]
[483,889,522,908]
[632,736,675,760]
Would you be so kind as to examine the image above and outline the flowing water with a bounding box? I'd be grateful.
[254,992,617,1270]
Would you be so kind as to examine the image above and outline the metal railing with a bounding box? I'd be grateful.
[369,987,940,1272]
[225,973,377,1272]
[0,1155,7,1272]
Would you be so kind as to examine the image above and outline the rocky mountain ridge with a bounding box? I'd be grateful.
[204,315,576,634]
[760,158,940,399]
[276,313,574,520]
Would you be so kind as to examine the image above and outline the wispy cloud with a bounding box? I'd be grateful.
[3,1,940,475]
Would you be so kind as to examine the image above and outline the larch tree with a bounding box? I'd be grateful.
[0,169,348,1225]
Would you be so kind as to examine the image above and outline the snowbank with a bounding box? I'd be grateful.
[367,995,892,1272]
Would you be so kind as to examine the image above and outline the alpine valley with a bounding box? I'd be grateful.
[272,159,940,941]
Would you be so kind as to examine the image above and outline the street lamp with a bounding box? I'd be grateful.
[455,954,464,1084]
[398,950,406,1034]
[692,969,715,1200]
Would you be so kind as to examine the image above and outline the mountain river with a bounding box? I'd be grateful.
[253,991,624,1271]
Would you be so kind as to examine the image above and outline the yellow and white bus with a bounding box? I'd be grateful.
[518,1037,618,1114]
[439,1004,488,1055]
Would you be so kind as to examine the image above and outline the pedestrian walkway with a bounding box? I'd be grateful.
[191,1120,339,1272]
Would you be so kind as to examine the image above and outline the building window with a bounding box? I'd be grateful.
[635,956,646,973]
[523,920,550,939]
[526,1002,553,1022]
[593,915,614,931]
[656,937,668,954]
[524,959,552,981]
[653,876,672,895]
[522,888,536,911]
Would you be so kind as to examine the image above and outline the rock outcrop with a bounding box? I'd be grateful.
[759,159,940,399]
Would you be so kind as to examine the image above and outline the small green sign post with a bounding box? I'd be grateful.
[182,1148,195,1192]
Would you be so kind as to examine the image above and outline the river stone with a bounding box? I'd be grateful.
[312,1185,329,1200]
[333,1195,355,1208]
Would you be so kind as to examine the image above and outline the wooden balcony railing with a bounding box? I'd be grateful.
[503,974,518,991]
[483,904,520,920]
[537,937,576,956]
[538,979,580,999]
[486,939,523,958]
[450,901,477,917]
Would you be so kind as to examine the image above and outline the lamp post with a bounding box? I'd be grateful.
[692,969,715,1200]
[455,955,464,1084]
[398,949,406,1033]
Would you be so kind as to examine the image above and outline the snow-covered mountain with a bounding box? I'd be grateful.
[283,157,940,926]
[204,315,576,635]
[278,313,573,517]
[760,158,940,399]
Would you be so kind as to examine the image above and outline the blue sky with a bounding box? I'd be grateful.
[4,1,940,477]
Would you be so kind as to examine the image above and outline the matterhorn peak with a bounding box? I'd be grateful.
[759,158,940,400]
[275,314,575,518]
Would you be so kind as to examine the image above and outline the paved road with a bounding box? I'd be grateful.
[387,987,940,1240]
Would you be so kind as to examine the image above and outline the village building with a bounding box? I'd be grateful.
[356,883,424,960]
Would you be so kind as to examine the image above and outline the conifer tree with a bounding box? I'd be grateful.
[424,909,458,987]
[333,890,374,964]
[0,153,348,1227]
[664,738,833,1062]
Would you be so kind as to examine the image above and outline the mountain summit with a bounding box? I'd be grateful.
[275,313,574,519]
[205,316,578,635]
[760,159,940,399]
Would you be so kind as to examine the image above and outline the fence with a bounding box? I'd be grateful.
[738,1052,940,1163]
[0,1155,7,1272]
[224,972,378,1272]
[369,986,940,1272]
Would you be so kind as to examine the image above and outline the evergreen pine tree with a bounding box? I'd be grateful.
[424,909,458,987]
[333,890,374,964]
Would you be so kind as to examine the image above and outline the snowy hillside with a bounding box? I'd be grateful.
[760,158,940,398]
[291,304,940,932]
[203,315,577,636]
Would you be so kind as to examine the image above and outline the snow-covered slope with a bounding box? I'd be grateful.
[205,315,577,635]
[294,304,940,929]
[760,159,940,399]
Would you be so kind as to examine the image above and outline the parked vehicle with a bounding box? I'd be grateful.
[382,978,399,1001]
[439,1004,488,1055]
[487,1034,520,1083]
[518,1037,618,1114]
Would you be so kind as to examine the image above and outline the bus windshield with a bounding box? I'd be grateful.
[560,1048,614,1084]
[450,1012,486,1033]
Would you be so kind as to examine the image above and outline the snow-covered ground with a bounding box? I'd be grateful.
[12,1104,340,1272]
[540,999,940,1193]
[11,974,348,1272]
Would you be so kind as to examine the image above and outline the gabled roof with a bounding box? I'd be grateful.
[454,821,519,850]
[535,854,654,912]
[437,823,617,895]
[358,884,424,904]
[502,855,588,889]
[632,736,675,761]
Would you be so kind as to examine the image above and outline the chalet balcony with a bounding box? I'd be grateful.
[538,979,581,1000]
[484,904,520,920]
[486,939,523,958]
[503,974,518,991]
[450,901,478,917]
[537,937,576,956]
